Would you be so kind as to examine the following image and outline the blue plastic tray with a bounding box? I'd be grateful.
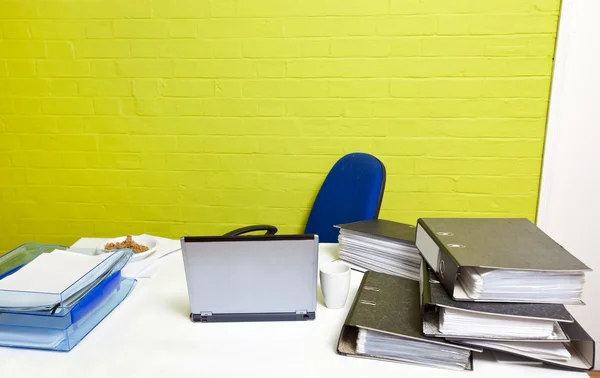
[0,243,132,316]
[0,270,122,329]
[0,276,136,351]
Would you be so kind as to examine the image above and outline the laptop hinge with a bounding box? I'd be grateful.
[199,311,212,322]
[295,310,312,320]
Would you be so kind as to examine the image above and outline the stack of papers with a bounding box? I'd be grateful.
[459,267,586,304]
[0,249,132,312]
[337,220,421,281]
[356,328,472,371]
[439,308,557,339]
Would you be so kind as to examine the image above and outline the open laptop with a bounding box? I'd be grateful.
[181,234,319,322]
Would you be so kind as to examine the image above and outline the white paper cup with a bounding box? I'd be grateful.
[319,261,351,309]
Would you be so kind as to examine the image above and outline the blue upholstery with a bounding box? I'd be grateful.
[304,153,386,243]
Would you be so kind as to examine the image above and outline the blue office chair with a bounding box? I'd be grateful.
[225,153,386,243]
[303,152,386,242]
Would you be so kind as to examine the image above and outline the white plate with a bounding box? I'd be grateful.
[96,235,158,263]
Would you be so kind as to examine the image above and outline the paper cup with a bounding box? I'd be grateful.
[319,261,351,309]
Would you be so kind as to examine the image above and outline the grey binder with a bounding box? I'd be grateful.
[180,234,318,322]
[415,218,591,304]
[337,271,479,371]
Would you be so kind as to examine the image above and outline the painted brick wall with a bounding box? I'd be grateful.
[0,0,559,251]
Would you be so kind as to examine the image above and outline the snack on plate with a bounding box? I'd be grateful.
[104,235,149,254]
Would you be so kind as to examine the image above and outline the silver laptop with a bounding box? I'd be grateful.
[181,234,319,322]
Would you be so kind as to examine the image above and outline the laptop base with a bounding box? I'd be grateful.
[190,312,316,323]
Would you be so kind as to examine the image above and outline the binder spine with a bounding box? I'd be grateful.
[420,264,432,311]
[336,272,370,355]
[416,219,461,299]
[343,271,371,326]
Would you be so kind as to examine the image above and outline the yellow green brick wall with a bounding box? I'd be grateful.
[0,0,559,251]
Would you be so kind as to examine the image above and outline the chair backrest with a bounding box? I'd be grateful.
[304,153,386,243]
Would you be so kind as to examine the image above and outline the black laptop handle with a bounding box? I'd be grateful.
[222,225,278,237]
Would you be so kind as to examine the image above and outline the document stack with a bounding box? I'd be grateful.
[0,243,136,351]
[416,218,595,371]
[336,219,421,280]
[337,218,596,372]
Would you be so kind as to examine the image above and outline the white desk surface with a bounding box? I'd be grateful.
[1,243,588,378]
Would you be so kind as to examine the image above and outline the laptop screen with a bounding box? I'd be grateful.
[181,235,319,317]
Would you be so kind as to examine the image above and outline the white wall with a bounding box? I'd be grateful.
[537,0,600,364]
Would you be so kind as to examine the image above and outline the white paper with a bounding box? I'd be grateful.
[121,259,157,278]
[356,328,471,371]
[0,250,110,294]
[339,252,420,280]
[439,308,556,339]
[120,235,181,278]
[337,229,421,281]
[458,267,586,303]
[464,340,571,361]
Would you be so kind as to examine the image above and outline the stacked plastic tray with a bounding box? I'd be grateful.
[0,243,136,351]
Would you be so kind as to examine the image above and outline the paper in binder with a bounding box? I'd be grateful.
[454,320,596,371]
[336,219,421,281]
[420,266,574,341]
[415,218,591,304]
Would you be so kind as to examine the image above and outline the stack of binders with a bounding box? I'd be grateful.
[0,243,136,351]
[416,218,595,371]
[337,218,596,372]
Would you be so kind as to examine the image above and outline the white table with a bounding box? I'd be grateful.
[1,244,588,378]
